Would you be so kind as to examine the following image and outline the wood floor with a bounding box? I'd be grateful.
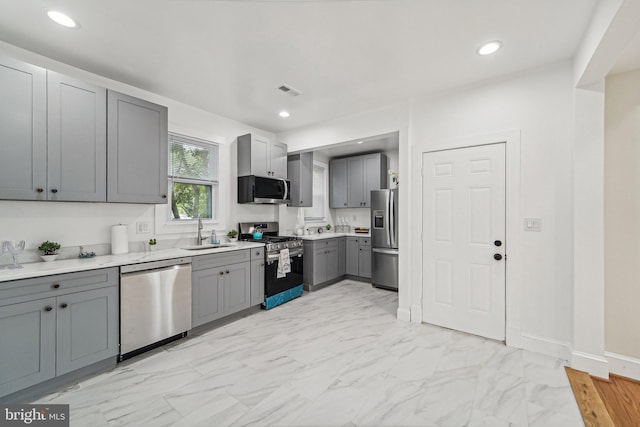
[567,367,640,427]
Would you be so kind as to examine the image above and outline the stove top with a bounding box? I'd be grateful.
[238,222,303,254]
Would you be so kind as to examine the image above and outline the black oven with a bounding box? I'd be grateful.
[265,253,304,298]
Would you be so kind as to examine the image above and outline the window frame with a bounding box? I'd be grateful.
[154,132,225,236]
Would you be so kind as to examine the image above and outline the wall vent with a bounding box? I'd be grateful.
[277,84,301,97]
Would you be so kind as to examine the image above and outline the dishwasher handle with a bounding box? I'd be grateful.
[121,257,192,274]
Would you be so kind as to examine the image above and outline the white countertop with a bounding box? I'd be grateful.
[0,242,265,283]
[293,232,371,241]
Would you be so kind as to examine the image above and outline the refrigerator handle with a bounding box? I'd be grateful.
[389,190,395,247]
[386,190,391,247]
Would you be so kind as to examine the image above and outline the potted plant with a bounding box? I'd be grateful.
[38,240,61,262]
[227,230,238,242]
[148,238,157,251]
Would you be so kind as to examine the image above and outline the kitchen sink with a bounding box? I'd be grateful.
[181,244,231,251]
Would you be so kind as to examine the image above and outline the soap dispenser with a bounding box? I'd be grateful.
[210,229,218,244]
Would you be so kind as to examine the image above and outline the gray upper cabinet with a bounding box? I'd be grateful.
[107,90,168,204]
[0,55,47,201]
[47,72,107,202]
[330,153,387,208]
[329,158,348,208]
[237,133,288,179]
[287,152,313,207]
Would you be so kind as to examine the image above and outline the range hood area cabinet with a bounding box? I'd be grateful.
[287,152,313,207]
[237,133,288,179]
[330,153,388,208]
[0,53,168,204]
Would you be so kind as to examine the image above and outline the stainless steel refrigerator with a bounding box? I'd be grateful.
[371,189,398,291]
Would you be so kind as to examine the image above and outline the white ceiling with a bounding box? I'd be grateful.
[0,0,598,133]
[308,131,399,161]
[609,29,640,76]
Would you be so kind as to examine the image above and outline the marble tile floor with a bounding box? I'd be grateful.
[36,280,584,427]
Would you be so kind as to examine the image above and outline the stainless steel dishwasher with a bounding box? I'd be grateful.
[120,257,192,359]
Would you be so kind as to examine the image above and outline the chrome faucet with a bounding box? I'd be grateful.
[196,216,207,245]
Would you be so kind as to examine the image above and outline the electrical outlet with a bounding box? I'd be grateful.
[136,221,150,234]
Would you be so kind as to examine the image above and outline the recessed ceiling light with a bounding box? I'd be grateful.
[279,111,290,118]
[357,141,364,145]
[477,41,502,56]
[46,10,79,28]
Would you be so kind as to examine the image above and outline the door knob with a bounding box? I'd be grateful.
[494,240,502,247]
[494,254,503,261]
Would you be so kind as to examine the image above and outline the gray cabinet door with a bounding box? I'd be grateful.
[56,286,118,375]
[0,298,56,397]
[329,158,348,208]
[0,55,47,201]
[223,262,251,315]
[47,71,107,202]
[270,141,288,179]
[347,156,365,207]
[346,237,359,276]
[107,90,168,204]
[359,245,372,278]
[287,153,312,207]
[338,237,346,276]
[250,259,265,306]
[363,154,387,208]
[325,247,339,282]
[312,247,328,285]
[192,267,225,327]
[250,134,270,177]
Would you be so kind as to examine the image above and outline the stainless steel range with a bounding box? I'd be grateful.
[239,222,304,309]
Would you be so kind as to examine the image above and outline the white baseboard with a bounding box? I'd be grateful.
[520,333,572,361]
[605,351,640,381]
[397,307,411,322]
[506,326,523,349]
[571,350,609,379]
[410,304,422,323]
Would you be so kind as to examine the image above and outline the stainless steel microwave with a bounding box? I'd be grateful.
[238,175,291,204]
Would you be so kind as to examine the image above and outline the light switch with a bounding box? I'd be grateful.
[136,221,151,234]
[524,218,542,232]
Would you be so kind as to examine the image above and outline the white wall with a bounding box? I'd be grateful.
[0,41,277,255]
[604,69,640,361]
[410,62,575,355]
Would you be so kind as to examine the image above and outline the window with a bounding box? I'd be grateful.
[304,163,326,221]
[168,133,219,221]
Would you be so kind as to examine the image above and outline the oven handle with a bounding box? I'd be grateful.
[266,249,304,262]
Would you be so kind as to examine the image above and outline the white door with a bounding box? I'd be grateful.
[422,143,506,341]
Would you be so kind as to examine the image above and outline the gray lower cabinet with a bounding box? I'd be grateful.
[192,250,253,328]
[107,90,168,203]
[338,237,346,276]
[0,55,47,201]
[287,152,313,207]
[346,237,372,279]
[0,268,119,399]
[304,239,340,288]
[0,298,56,397]
[251,259,265,306]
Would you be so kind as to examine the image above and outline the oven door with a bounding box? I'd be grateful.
[265,253,304,297]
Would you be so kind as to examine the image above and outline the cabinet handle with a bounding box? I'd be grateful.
[36,188,44,193]
[219,271,224,275]
[44,306,53,312]
[344,203,347,206]
[52,283,60,289]
[225,270,230,274]
[162,194,167,199]
[51,188,58,194]
[256,252,260,255]
[260,263,264,267]
[60,303,68,309]
[300,201,303,204]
